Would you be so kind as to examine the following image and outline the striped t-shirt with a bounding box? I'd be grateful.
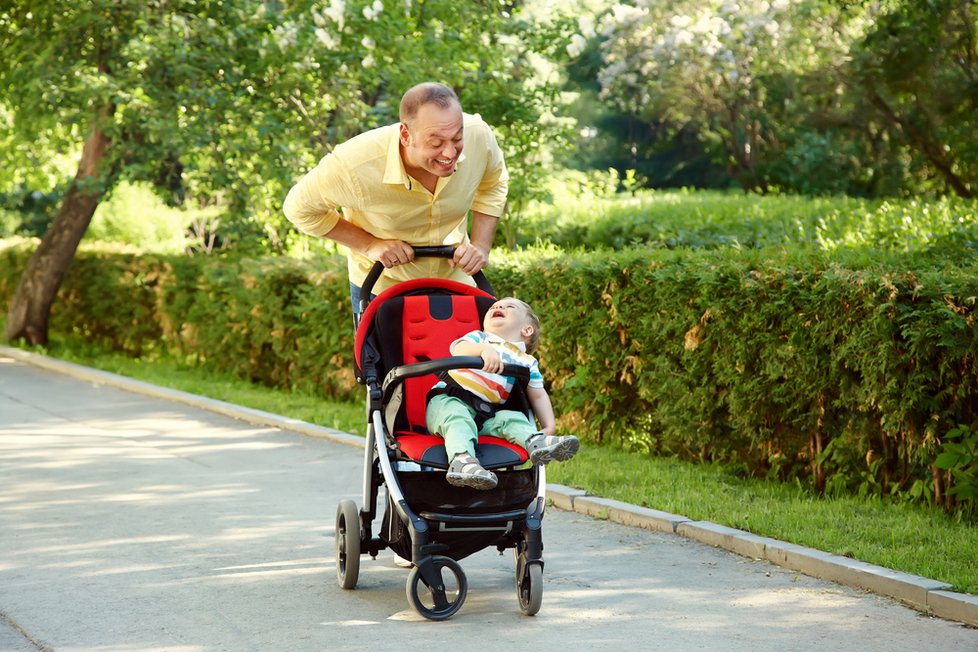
[442,330,544,404]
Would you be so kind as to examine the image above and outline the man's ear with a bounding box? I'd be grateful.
[398,123,411,146]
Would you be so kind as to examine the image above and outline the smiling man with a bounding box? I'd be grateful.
[283,82,509,307]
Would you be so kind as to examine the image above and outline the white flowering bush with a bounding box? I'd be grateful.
[571,0,859,191]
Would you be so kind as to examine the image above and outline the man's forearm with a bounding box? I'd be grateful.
[325,219,379,255]
[470,211,500,251]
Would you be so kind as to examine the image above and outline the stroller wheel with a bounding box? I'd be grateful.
[406,556,468,620]
[515,552,543,616]
[335,499,361,590]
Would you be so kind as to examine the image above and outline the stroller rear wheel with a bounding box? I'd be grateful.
[515,550,543,616]
[335,499,361,589]
[406,555,468,620]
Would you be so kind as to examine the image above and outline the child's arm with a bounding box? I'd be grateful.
[450,339,503,373]
[526,386,556,436]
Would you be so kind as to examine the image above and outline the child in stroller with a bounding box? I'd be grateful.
[335,247,573,620]
[427,296,579,490]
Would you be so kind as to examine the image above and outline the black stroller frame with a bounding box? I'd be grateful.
[334,247,547,620]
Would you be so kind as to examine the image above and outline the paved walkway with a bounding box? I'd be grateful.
[2,348,977,651]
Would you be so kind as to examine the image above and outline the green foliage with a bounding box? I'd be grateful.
[0,0,577,253]
[848,0,978,197]
[0,186,63,237]
[86,182,198,253]
[575,0,978,197]
[517,188,978,257]
[548,442,978,593]
[935,426,978,505]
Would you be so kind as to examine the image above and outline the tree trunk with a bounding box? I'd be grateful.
[4,119,112,345]
[865,85,973,198]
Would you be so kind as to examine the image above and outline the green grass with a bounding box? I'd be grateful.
[518,187,978,257]
[41,341,365,436]
[545,446,978,594]
[13,338,978,596]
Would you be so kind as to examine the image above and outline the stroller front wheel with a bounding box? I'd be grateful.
[406,555,468,620]
[515,550,543,616]
[335,499,361,589]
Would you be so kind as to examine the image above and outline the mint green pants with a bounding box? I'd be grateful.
[426,394,539,459]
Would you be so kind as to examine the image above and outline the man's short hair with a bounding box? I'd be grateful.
[399,82,460,125]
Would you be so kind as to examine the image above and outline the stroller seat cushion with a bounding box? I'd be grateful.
[396,433,529,469]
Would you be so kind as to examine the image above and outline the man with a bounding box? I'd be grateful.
[283,82,509,308]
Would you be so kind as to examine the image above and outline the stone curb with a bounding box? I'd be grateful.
[4,345,976,628]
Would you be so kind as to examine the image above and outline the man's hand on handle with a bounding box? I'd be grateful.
[365,239,416,269]
[450,242,489,275]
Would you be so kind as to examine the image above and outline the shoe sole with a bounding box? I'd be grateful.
[529,437,580,465]
[446,472,498,490]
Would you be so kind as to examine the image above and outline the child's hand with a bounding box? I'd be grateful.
[480,345,503,373]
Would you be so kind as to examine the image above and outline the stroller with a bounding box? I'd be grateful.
[334,247,547,620]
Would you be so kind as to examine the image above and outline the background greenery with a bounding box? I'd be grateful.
[4,1,978,248]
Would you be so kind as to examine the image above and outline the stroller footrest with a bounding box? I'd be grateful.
[419,509,527,532]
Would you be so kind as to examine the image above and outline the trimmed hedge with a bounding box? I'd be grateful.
[2,238,977,509]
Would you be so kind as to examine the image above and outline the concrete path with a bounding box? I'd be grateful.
[2,351,977,651]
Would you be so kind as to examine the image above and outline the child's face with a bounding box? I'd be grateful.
[483,299,533,344]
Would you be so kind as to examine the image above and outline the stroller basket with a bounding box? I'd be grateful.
[382,468,539,562]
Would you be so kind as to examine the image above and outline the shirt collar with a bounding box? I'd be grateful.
[484,330,527,353]
[383,127,412,189]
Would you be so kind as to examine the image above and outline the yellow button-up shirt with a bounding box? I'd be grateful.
[283,113,508,293]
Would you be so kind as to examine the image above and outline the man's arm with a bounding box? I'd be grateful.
[324,219,415,268]
[283,151,415,269]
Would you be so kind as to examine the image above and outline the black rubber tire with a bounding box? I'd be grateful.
[335,499,361,590]
[516,554,543,616]
[405,555,468,620]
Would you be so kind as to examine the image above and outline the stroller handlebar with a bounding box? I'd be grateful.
[381,356,530,403]
[358,246,495,308]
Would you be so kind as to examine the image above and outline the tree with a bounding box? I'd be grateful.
[592,0,815,191]
[1,1,292,344]
[1,0,571,345]
[846,0,978,198]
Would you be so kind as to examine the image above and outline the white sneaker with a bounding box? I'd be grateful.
[526,434,580,465]
[393,553,413,568]
[445,454,498,490]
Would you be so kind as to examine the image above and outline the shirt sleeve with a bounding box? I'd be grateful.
[282,152,359,237]
[469,121,509,218]
[450,330,486,353]
[527,358,544,389]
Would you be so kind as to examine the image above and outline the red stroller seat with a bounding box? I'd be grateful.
[354,278,531,468]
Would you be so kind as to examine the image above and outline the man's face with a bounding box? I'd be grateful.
[400,102,464,178]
